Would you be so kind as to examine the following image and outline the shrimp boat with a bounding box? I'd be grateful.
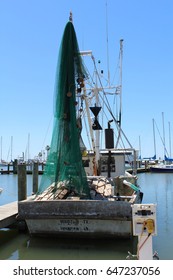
[18,14,143,238]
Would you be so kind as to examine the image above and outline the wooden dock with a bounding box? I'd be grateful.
[0,161,44,175]
[0,201,18,229]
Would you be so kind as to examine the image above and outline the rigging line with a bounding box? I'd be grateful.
[112,123,130,152]
[101,104,119,144]
[154,119,169,156]
[6,146,10,162]
[111,54,120,87]
[92,55,114,118]
[83,113,92,150]
[162,112,166,156]
[91,55,133,149]
[82,60,96,88]
[111,41,122,87]
[100,92,105,148]
[41,115,53,150]
[100,89,129,151]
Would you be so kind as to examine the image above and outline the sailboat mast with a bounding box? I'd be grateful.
[152,118,156,158]
[0,136,2,162]
[139,135,141,159]
[162,112,166,159]
[10,136,13,162]
[28,133,30,160]
[169,121,171,157]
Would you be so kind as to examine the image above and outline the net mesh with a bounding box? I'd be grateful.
[37,21,90,198]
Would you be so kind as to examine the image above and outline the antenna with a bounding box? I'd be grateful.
[106,0,110,85]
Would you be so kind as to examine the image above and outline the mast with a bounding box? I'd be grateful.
[105,0,110,86]
[119,39,123,128]
[28,133,30,160]
[83,86,98,175]
[80,39,134,176]
[139,135,141,159]
[10,136,13,162]
[152,118,156,158]
[115,39,123,148]
[80,50,99,175]
[0,136,2,162]
[162,112,166,160]
[169,121,171,158]
[94,68,101,169]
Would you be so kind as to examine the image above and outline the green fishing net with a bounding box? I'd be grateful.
[38,21,90,198]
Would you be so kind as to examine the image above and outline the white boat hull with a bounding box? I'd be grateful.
[26,218,131,238]
[18,199,134,238]
[150,165,173,173]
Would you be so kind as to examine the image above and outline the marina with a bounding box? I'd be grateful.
[16,15,146,240]
[0,171,173,259]
[0,16,161,260]
[0,161,44,175]
[0,4,173,262]
[0,162,148,232]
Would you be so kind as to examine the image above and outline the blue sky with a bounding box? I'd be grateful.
[0,0,173,160]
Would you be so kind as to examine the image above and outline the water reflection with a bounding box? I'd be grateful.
[0,229,20,260]
[0,228,137,260]
[1,173,173,260]
[138,173,173,259]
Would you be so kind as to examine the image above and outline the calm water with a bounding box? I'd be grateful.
[0,172,173,260]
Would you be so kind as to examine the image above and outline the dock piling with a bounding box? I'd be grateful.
[33,162,38,194]
[13,159,18,174]
[18,164,27,201]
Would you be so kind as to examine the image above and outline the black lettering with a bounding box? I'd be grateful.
[13,269,17,276]
[68,266,74,275]
[38,269,44,275]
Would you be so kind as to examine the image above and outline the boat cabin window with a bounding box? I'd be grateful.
[82,159,90,167]
[100,156,115,172]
